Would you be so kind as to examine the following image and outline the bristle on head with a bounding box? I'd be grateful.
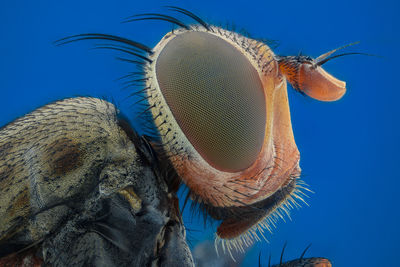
[214,177,312,257]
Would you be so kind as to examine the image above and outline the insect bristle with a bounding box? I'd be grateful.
[213,177,311,257]
[54,33,153,54]
[165,6,211,31]
[92,45,152,63]
[122,13,190,30]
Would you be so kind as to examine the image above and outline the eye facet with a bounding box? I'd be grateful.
[155,31,266,172]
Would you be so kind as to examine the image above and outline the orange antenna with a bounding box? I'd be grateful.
[277,42,371,102]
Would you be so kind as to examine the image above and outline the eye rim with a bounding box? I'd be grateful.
[154,30,267,173]
[145,25,298,209]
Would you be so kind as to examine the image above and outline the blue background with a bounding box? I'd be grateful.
[0,1,399,266]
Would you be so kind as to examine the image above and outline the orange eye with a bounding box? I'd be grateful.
[155,31,266,172]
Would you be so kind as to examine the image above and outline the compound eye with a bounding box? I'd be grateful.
[156,32,266,172]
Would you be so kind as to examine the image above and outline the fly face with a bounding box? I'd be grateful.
[55,6,352,252]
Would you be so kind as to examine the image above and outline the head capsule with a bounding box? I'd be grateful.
[145,25,302,241]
